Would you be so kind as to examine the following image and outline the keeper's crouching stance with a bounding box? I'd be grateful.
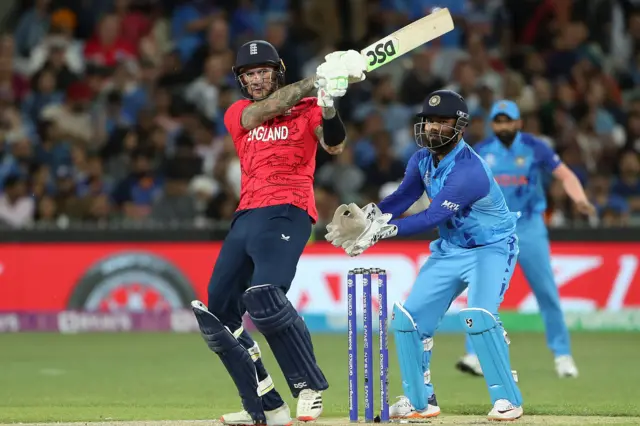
[326,90,524,421]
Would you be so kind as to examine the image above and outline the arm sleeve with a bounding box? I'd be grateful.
[532,138,562,173]
[390,157,491,236]
[377,151,425,218]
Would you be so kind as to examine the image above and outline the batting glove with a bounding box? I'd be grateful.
[317,86,335,108]
[324,50,367,83]
[315,60,349,99]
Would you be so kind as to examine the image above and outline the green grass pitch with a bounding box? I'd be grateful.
[0,332,639,424]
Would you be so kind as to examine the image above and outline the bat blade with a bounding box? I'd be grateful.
[360,8,454,72]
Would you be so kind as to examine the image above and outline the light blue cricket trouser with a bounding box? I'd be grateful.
[465,214,571,357]
[404,235,519,398]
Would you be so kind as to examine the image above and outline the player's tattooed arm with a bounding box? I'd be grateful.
[315,106,346,155]
[241,76,318,130]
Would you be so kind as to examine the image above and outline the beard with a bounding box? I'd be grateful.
[496,130,517,145]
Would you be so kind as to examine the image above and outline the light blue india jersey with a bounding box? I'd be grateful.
[473,132,562,218]
[379,139,519,248]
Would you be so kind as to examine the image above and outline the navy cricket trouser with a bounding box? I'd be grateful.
[207,204,312,329]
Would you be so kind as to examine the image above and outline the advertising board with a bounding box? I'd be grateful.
[1,241,638,332]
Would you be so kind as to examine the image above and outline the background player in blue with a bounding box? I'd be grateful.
[457,100,596,379]
[326,90,524,421]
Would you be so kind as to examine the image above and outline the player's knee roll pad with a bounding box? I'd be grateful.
[459,308,523,407]
[390,302,429,411]
[243,285,329,397]
[192,300,240,353]
[191,301,266,422]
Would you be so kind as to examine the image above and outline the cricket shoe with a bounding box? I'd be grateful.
[456,353,483,376]
[220,402,292,426]
[487,399,523,421]
[296,389,323,421]
[389,394,440,420]
[555,355,579,378]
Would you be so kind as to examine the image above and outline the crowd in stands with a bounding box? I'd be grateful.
[0,0,639,230]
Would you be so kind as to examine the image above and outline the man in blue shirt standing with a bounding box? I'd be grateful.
[326,90,524,421]
[458,100,595,379]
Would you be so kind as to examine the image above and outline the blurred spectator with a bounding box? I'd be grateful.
[83,14,137,68]
[21,68,64,126]
[466,115,486,146]
[112,149,163,220]
[316,144,365,203]
[264,19,301,83]
[171,0,220,63]
[444,61,480,112]
[3,0,640,230]
[35,194,57,224]
[189,174,218,227]
[363,130,405,189]
[27,9,84,78]
[398,48,444,107]
[353,74,413,135]
[53,165,87,221]
[0,174,34,228]
[314,185,340,227]
[14,0,51,58]
[546,179,572,228]
[41,80,93,146]
[183,17,233,80]
[589,173,629,226]
[611,151,640,215]
[230,0,265,42]
[150,159,197,223]
[113,0,152,48]
[0,36,30,103]
[184,55,227,121]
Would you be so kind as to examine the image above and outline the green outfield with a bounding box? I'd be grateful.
[0,332,638,424]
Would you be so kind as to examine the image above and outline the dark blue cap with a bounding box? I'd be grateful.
[417,89,469,119]
[233,40,284,74]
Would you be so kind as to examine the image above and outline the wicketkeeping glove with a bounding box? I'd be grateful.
[361,202,384,221]
[325,203,368,247]
[343,214,397,257]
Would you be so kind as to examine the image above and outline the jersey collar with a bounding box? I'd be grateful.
[435,139,466,169]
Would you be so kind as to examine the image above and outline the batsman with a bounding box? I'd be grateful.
[326,90,524,421]
[190,41,368,425]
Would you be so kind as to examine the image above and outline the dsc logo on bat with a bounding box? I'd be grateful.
[364,37,398,68]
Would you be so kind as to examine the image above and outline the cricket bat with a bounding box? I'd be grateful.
[360,8,454,72]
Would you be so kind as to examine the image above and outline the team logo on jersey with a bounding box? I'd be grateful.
[423,171,430,186]
[429,95,441,106]
[484,153,496,167]
[246,125,289,142]
[441,200,460,212]
[515,156,525,167]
